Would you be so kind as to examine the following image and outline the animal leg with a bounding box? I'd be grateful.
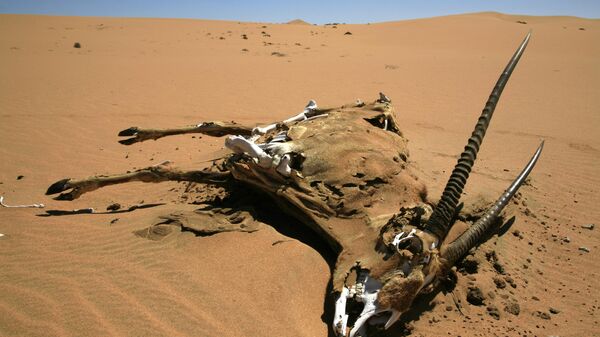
[46,163,231,200]
[117,121,254,145]
[117,100,333,145]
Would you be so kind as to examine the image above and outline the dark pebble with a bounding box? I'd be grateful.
[107,203,121,211]
[461,256,479,274]
[535,311,551,320]
[487,305,501,320]
[504,302,520,315]
[467,287,485,306]
[493,276,506,289]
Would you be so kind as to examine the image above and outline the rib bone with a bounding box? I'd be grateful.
[0,196,45,208]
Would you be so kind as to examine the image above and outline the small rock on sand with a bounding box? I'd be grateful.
[467,287,485,306]
[535,311,551,320]
[504,302,520,315]
[460,255,480,274]
[107,203,121,211]
[487,305,500,320]
[493,276,506,289]
[73,42,81,48]
[581,224,594,230]
[579,246,590,253]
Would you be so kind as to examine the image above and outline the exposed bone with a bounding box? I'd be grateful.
[276,154,292,176]
[391,228,417,250]
[225,135,274,168]
[348,274,383,337]
[378,92,391,103]
[252,100,318,136]
[268,131,289,143]
[333,287,350,336]
[0,196,45,208]
[335,268,404,337]
[282,100,318,123]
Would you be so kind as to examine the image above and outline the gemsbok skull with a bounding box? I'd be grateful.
[46,32,541,336]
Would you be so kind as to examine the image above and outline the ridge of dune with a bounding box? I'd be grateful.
[287,19,311,25]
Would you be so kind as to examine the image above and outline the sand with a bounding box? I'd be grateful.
[1,11,599,337]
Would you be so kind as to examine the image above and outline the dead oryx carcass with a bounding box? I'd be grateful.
[47,33,541,336]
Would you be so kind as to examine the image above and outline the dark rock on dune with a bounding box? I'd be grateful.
[467,287,485,306]
[504,301,520,315]
[107,203,121,211]
[487,305,501,320]
[493,276,506,289]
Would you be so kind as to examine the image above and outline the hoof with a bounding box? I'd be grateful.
[54,192,76,201]
[46,179,71,195]
[118,127,139,137]
[118,138,138,145]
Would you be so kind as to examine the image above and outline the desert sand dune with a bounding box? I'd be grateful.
[0,12,599,337]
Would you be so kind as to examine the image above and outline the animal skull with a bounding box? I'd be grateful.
[46,33,541,336]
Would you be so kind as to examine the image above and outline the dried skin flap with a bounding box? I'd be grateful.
[136,206,262,240]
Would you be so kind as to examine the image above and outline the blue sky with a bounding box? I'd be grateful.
[0,1,598,24]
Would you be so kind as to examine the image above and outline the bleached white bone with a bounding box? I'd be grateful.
[378,92,391,103]
[283,99,318,124]
[334,270,405,337]
[252,124,278,137]
[0,196,44,208]
[333,286,350,336]
[260,142,294,157]
[252,100,318,136]
[276,154,292,176]
[391,228,417,249]
[225,136,273,168]
[305,113,328,122]
[348,275,383,337]
[269,131,289,143]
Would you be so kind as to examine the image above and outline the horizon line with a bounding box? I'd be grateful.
[0,10,598,25]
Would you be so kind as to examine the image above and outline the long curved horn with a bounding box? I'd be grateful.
[442,140,544,266]
[424,32,532,240]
